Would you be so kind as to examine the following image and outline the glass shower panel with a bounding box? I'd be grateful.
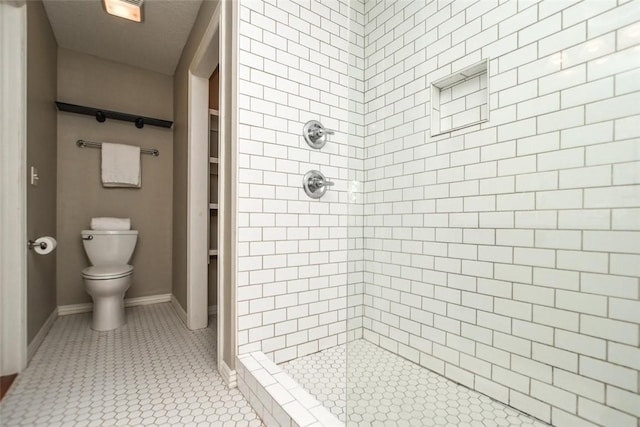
[346,0,640,426]
[346,0,366,424]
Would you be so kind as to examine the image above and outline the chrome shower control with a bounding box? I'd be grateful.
[303,120,335,149]
[303,170,335,199]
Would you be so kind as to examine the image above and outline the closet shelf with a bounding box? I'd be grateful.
[209,157,219,163]
[209,249,218,256]
[209,109,219,116]
[56,101,173,129]
[209,203,219,210]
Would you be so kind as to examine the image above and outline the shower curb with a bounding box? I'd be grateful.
[237,352,342,427]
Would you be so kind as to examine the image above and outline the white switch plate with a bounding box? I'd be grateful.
[30,166,39,186]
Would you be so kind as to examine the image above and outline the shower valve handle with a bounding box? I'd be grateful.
[303,170,334,199]
[310,126,335,139]
[303,120,335,149]
[308,176,335,192]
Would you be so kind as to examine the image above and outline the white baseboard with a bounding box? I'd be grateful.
[219,359,237,388]
[58,302,92,316]
[208,305,217,315]
[171,295,188,326]
[28,308,57,362]
[58,293,172,316]
[124,294,172,307]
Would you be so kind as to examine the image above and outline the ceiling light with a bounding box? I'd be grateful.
[103,0,144,23]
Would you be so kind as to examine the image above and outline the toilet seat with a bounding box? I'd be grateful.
[82,265,133,280]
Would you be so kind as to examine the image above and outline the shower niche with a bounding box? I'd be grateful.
[431,58,489,136]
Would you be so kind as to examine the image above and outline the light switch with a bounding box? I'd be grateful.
[30,166,39,186]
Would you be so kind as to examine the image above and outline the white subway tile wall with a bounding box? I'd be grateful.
[239,0,639,425]
[362,0,639,426]
[237,0,366,363]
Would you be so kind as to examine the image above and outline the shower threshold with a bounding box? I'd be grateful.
[237,340,551,426]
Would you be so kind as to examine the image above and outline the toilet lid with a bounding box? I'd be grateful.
[82,265,133,279]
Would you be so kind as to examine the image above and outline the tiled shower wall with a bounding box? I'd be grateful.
[362,0,640,426]
[237,0,365,362]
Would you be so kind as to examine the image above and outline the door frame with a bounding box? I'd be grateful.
[0,0,28,376]
[186,1,220,331]
[186,0,238,384]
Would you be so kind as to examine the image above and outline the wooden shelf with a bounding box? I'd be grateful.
[209,157,219,163]
[209,249,218,256]
[209,109,219,116]
[209,203,219,210]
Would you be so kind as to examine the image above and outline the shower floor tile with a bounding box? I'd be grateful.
[280,340,550,427]
[0,303,264,427]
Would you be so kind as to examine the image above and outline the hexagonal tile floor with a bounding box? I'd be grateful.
[0,303,264,427]
[280,340,550,426]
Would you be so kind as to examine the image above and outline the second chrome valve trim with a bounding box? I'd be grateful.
[303,170,335,199]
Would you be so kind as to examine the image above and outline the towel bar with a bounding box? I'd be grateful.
[76,139,159,156]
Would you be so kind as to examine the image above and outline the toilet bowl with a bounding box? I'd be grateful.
[82,265,133,331]
[81,230,138,331]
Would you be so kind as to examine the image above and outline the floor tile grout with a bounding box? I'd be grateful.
[0,303,264,427]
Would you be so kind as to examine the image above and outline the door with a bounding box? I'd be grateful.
[0,0,28,375]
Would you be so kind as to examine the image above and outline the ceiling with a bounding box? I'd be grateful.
[43,0,203,75]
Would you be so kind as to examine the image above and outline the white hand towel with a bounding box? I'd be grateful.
[91,217,131,231]
[101,142,141,188]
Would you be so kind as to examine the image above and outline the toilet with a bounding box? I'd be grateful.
[81,229,138,331]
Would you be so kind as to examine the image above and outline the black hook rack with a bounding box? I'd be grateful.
[55,101,173,129]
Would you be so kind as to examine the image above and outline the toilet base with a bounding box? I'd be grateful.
[92,295,126,331]
[83,273,132,331]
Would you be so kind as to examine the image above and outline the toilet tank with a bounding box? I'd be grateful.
[81,230,138,266]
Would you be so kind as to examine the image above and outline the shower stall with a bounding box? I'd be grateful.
[235,0,640,426]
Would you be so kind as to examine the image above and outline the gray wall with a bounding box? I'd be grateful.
[56,48,173,305]
[172,0,219,312]
[27,0,58,343]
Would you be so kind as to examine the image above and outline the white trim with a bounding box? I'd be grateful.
[208,305,217,315]
[227,0,239,375]
[58,293,172,316]
[217,0,229,375]
[57,303,93,316]
[0,0,28,376]
[186,71,210,331]
[212,0,238,382]
[219,359,237,389]
[186,4,221,331]
[27,308,57,362]
[171,294,188,326]
[124,293,172,307]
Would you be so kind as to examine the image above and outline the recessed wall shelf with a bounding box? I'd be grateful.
[55,101,173,129]
[430,59,489,136]
[209,107,220,261]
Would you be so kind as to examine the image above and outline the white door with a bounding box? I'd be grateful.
[0,0,28,376]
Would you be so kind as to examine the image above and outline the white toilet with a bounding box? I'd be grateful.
[81,229,138,331]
